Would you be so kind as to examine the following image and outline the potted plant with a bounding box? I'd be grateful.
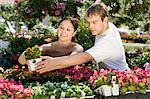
[24,45,42,71]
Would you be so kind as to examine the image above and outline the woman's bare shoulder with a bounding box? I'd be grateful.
[74,43,84,52]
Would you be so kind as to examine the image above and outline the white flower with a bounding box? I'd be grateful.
[0,67,4,72]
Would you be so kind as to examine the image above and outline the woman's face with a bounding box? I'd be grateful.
[57,20,75,41]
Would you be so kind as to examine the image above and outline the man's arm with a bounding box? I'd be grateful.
[35,52,93,73]
[55,52,92,67]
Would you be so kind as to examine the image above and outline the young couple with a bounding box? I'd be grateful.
[19,3,130,73]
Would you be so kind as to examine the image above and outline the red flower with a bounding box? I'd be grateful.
[14,65,19,69]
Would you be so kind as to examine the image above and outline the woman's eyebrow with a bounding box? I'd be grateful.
[67,26,74,28]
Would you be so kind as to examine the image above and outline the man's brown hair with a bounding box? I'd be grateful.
[86,3,109,21]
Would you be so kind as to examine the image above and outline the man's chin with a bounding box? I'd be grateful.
[91,32,98,36]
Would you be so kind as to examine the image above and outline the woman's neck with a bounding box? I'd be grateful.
[58,40,72,48]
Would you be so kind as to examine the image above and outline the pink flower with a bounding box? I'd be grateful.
[99,69,109,76]
[74,0,84,3]
[10,79,16,84]
[24,87,32,97]
[142,78,147,83]
[145,72,150,76]
[126,74,131,79]
[18,85,24,92]
[93,70,98,76]
[14,65,19,69]
[147,78,150,83]
[131,75,138,83]
[99,69,105,72]
[57,3,65,11]
[74,65,81,70]
[124,70,131,74]
[89,76,96,84]
[144,62,150,73]
[120,81,125,86]
[6,91,12,96]
[0,83,4,89]
[134,68,143,74]
[55,10,61,16]
[18,80,23,85]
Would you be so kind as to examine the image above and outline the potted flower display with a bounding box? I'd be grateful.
[24,45,42,71]
[29,81,94,99]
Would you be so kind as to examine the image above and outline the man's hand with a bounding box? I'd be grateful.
[35,52,93,74]
[35,57,55,74]
[40,56,53,60]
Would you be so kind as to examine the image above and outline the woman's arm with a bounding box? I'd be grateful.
[18,51,27,65]
[40,43,52,51]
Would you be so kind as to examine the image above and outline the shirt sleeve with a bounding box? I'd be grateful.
[85,38,117,63]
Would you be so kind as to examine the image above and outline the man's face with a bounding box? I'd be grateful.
[86,14,107,36]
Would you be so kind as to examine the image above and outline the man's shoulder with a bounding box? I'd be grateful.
[108,22,117,29]
[107,22,120,36]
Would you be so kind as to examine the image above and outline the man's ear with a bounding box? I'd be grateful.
[103,17,108,23]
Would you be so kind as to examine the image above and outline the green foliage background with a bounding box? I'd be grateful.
[0,0,149,68]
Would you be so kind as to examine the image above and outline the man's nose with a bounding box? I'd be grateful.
[89,24,94,30]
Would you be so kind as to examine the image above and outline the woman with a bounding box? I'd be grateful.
[18,16,83,65]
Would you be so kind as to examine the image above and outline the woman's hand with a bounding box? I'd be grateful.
[18,54,27,65]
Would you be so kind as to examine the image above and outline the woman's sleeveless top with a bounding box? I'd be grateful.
[41,42,77,57]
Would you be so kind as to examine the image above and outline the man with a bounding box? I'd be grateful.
[35,3,130,74]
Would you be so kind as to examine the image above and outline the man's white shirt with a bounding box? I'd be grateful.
[86,23,130,71]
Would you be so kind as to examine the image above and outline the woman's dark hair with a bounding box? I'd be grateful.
[58,16,79,31]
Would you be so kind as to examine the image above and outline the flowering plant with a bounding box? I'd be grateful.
[58,65,94,81]
[117,67,150,94]
[28,81,93,98]
[0,78,32,98]
[89,69,116,89]
[5,65,68,84]
[24,45,41,61]
[89,66,150,94]
[15,0,84,20]
[0,21,12,41]
[5,65,94,84]
[5,65,40,84]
